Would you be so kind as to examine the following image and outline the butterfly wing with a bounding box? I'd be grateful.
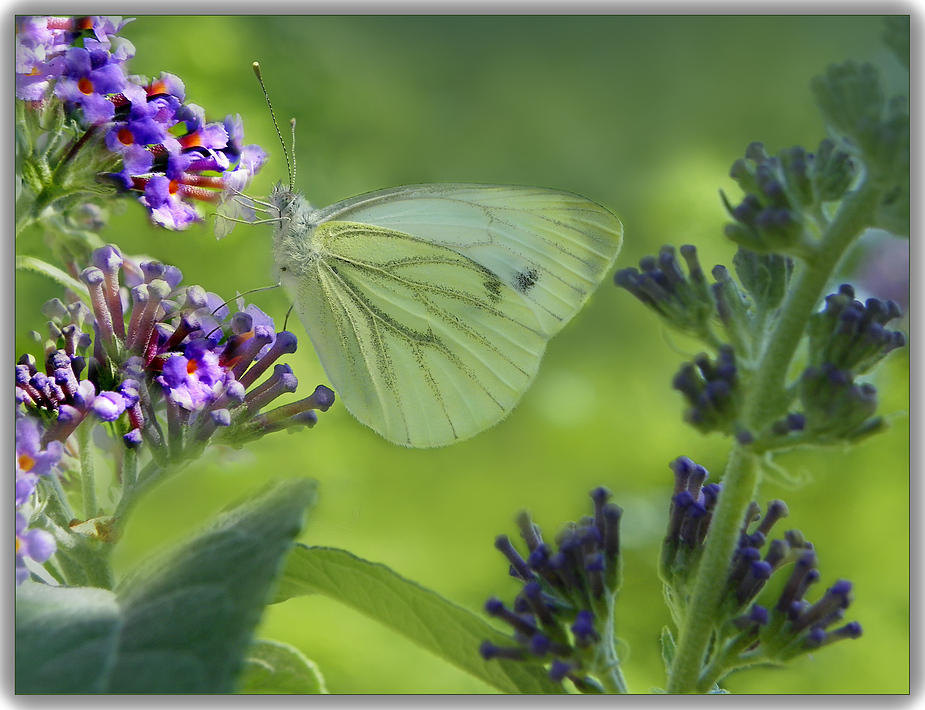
[316,184,624,336]
[280,184,623,447]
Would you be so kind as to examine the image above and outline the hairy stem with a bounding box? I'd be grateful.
[600,593,628,693]
[77,420,97,519]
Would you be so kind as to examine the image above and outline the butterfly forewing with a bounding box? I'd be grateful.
[318,184,624,337]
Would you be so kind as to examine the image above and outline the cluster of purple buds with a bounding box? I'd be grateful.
[614,244,794,360]
[479,487,623,693]
[16,244,334,469]
[16,15,265,230]
[614,245,714,340]
[717,279,904,451]
[659,456,723,589]
[659,457,861,674]
[808,283,905,374]
[721,140,855,256]
[672,345,741,437]
[785,280,905,446]
[798,363,881,444]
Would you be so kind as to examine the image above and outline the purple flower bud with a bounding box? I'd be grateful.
[237,330,298,388]
[494,534,533,582]
[210,408,232,427]
[548,659,573,683]
[571,610,599,647]
[123,428,143,449]
[478,640,525,661]
[243,363,298,414]
[91,391,128,421]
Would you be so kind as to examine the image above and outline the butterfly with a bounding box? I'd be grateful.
[268,181,623,447]
[236,62,624,447]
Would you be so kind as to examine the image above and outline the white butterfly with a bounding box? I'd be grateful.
[268,182,623,447]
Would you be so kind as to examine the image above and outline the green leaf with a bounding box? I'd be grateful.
[15,583,122,693]
[883,16,910,71]
[275,545,565,694]
[109,478,316,692]
[16,254,88,296]
[16,478,316,693]
[660,626,677,676]
[732,248,792,314]
[238,639,327,694]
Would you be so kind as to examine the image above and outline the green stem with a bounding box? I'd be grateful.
[600,593,628,694]
[666,444,759,693]
[41,474,75,530]
[666,179,882,694]
[77,420,97,519]
[112,454,190,527]
[38,480,114,589]
[742,180,882,426]
[601,665,628,695]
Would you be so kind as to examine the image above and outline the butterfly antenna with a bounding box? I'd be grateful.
[203,284,283,340]
[252,62,293,188]
[289,118,297,192]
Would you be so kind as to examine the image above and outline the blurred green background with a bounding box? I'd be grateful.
[16,16,909,694]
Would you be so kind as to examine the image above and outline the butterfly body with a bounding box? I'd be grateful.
[270,182,623,448]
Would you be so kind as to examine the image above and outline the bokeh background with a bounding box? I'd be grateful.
[16,15,909,694]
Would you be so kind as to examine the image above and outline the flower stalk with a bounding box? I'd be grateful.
[666,176,885,693]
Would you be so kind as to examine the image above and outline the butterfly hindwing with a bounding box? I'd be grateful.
[281,219,547,447]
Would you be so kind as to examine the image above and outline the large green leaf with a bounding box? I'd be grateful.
[16,478,316,693]
[274,545,565,694]
[15,584,122,693]
[238,639,327,694]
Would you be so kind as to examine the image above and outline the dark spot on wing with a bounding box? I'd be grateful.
[484,274,503,304]
[515,268,539,294]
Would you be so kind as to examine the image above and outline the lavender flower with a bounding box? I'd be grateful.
[807,283,905,374]
[16,243,334,475]
[16,15,266,238]
[798,363,883,443]
[15,417,63,507]
[16,513,56,585]
[15,16,73,100]
[614,245,714,341]
[15,417,63,584]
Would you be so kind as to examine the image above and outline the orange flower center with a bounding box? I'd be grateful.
[18,453,35,472]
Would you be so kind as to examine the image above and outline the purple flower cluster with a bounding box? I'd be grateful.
[660,456,861,672]
[15,15,266,230]
[722,141,855,256]
[15,417,61,584]
[672,345,741,437]
[480,487,623,693]
[808,283,906,374]
[16,244,334,541]
[614,245,714,340]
